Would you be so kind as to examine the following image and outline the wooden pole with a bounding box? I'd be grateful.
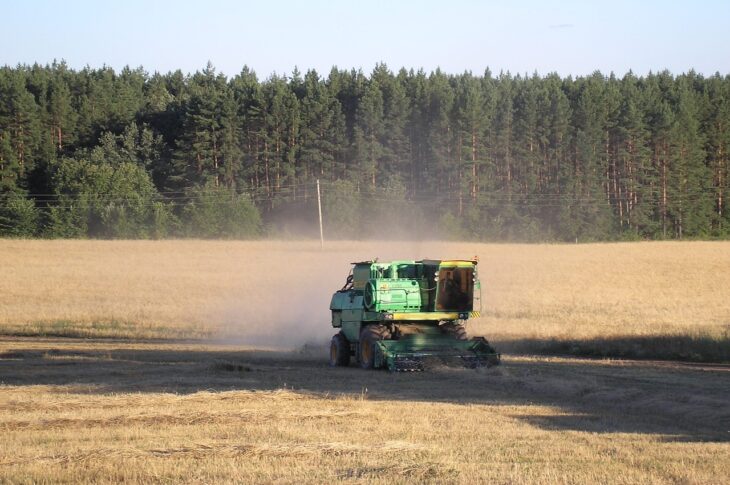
[316,179,324,250]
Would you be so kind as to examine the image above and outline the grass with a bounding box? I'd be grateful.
[0,338,728,483]
[0,238,728,483]
[0,239,728,360]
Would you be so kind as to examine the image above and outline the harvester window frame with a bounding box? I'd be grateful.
[340,270,354,292]
[396,264,419,279]
[435,267,474,311]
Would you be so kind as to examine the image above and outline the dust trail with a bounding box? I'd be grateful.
[209,241,454,350]
[214,271,339,349]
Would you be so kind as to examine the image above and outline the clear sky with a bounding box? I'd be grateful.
[2,0,728,78]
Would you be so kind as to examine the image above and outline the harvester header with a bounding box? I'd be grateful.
[329,258,499,371]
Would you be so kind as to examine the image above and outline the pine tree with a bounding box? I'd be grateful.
[401,69,429,190]
[422,69,455,194]
[173,63,231,188]
[353,80,385,187]
[259,74,299,205]
[231,66,264,192]
[75,67,116,145]
[299,69,346,184]
[454,72,492,210]
[512,75,541,227]
[562,72,615,241]
[112,66,146,130]
[538,73,572,236]
[704,74,730,235]
[48,65,76,153]
[488,72,518,237]
[668,76,712,238]
[0,70,42,193]
[371,64,410,182]
[615,72,656,237]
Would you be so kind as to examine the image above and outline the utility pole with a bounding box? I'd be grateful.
[316,179,324,250]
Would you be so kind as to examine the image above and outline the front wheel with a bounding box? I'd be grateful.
[358,325,390,369]
[329,333,350,367]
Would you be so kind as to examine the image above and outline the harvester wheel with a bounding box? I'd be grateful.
[443,323,468,340]
[329,333,350,367]
[358,325,390,369]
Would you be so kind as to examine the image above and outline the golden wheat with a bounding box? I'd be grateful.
[0,239,728,482]
[0,240,727,352]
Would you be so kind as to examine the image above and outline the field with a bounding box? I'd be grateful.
[0,240,729,483]
[1,239,728,360]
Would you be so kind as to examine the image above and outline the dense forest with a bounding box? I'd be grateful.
[0,61,728,241]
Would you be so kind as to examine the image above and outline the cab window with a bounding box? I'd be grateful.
[435,267,473,311]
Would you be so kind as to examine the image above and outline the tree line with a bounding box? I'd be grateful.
[0,61,728,240]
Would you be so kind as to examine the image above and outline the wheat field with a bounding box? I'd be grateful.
[0,239,728,358]
[0,239,728,483]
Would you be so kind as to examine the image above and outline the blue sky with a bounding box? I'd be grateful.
[2,0,728,78]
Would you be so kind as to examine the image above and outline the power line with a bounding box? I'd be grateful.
[17,184,727,202]
[0,193,722,211]
[2,177,727,212]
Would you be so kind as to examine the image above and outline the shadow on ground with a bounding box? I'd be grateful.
[1,337,728,443]
[494,333,730,363]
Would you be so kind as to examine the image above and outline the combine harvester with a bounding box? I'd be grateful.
[329,259,500,371]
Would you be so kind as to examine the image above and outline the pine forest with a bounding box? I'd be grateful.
[1,62,728,241]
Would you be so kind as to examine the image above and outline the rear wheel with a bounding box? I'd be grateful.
[329,333,350,367]
[358,325,390,369]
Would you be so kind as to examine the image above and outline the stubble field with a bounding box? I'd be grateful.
[0,239,728,483]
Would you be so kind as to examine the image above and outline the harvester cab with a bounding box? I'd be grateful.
[329,259,499,371]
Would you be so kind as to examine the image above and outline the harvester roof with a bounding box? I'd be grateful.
[350,259,478,266]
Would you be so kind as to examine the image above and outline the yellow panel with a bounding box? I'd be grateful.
[439,260,477,267]
[391,312,460,321]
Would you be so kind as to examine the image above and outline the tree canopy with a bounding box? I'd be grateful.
[0,62,728,240]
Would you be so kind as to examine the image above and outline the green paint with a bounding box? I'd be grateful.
[329,259,500,370]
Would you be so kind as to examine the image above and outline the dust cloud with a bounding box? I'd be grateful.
[209,240,456,350]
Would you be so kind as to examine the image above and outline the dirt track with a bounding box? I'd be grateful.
[1,336,728,443]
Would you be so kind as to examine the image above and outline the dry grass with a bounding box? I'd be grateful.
[0,338,728,483]
[0,239,728,360]
[0,240,728,482]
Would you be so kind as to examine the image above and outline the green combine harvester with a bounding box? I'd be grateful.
[329,258,500,371]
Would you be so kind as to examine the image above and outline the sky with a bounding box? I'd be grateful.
[2,0,728,78]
